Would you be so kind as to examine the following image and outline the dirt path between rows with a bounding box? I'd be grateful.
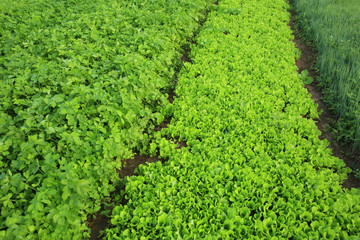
[288,8,360,189]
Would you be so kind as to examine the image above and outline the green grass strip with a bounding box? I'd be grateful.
[107,0,360,238]
[293,0,360,151]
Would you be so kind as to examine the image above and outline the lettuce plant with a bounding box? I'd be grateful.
[0,0,216,238]
[106,0,360,238]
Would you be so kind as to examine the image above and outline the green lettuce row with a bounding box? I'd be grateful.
[107,0,360,238]
[0,0,215,238]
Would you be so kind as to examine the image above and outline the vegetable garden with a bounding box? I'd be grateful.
[0,0,359,239]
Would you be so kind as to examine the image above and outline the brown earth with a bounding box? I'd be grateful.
[288,9,360,189]
[181,51,192,64]
[88,206,112,240]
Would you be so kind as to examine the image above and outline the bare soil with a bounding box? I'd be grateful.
[181,51,192,64]
[288,9,360,189]
[88,206,112,240]
[167,91,175,104]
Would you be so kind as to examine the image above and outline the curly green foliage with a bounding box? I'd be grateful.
[0,0,215,238]
[107,0,360,238]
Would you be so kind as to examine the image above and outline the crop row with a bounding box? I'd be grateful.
[107,0,360,238]
[293,0,360,151]
[0,0,215,238]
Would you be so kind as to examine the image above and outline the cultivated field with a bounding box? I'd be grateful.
[0,0,359,239]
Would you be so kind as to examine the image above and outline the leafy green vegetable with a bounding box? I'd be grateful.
[106,0,360,238]
[299,70,313,85]
[0,0,215,238]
